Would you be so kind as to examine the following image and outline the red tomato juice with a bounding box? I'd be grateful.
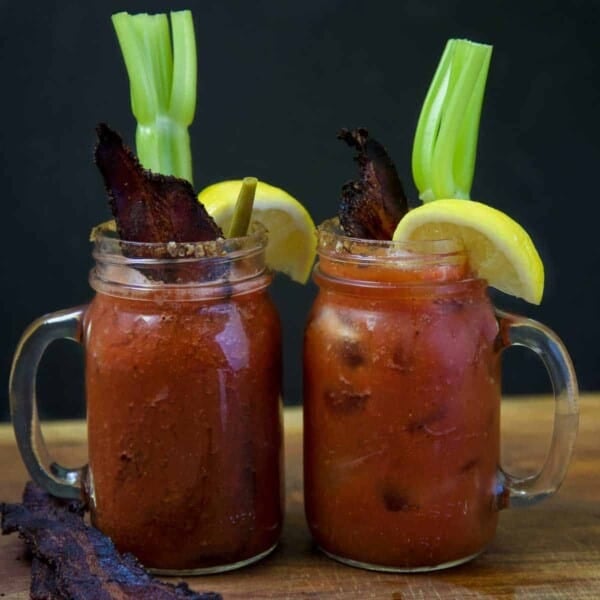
[304,244,502,570]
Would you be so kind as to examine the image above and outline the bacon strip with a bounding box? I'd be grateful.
[94,123,222,245]
[1,483,222,600]
[338,128,409,239]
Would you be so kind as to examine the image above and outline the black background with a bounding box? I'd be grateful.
[1,0,598,421]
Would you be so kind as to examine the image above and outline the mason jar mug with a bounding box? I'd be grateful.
[303,219,578,572]
[10,224,283,574]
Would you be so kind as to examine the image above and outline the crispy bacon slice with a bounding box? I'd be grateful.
[1,482,222,600]
[31,557,65,600]
[337,128,409,239]
[94,123,222,245]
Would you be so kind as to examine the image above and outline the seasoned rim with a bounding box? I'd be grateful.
[89,221,271,297]
[91,221,268,265]
[317,217,467,269]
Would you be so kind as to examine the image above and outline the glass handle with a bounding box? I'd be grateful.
[9,306,87,499]
[496,309,579,508]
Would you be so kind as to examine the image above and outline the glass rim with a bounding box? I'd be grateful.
[89,220,271,296]
[317,217,466,263]
[91,220,268,265]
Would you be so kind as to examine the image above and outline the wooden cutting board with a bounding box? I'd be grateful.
[1,396,600,598]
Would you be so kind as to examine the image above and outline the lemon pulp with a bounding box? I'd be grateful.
[392,199,544,304]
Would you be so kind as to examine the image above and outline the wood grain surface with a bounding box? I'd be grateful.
[1,396,599,599]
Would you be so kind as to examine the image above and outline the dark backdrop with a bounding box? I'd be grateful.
[1,0,598,420]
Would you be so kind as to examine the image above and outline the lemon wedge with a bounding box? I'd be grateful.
[199,180,316,283]
[392,199,544,304]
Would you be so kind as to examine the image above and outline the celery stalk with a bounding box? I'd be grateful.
[111,11,197,184]
[411,40,454,201]
[412,39,492,202]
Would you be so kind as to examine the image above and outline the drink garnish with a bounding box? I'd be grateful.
[1,482,222,600]
[227,177,258,238]
[412,39,492,202]
[337,128,409,240]
[199,180,317,283]
[394,38,544,303]
[111,10,197,184]
[334,39,544,303]
[392,199,544,304]
[105,7,316,287]
[94,123,222,247]
[91,11,221,249]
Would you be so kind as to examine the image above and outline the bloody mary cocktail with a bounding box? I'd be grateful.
[84,226,283,573]
[303,220,501,571]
